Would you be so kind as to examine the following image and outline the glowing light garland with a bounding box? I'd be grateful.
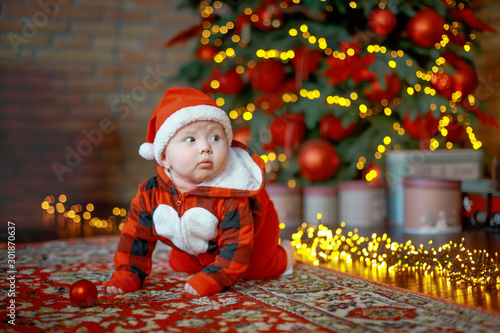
[292,223,500,287]
[41,195,127,231]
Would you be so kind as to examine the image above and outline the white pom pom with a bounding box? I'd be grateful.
[139,143,155,160]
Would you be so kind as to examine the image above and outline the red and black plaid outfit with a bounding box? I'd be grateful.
[105,141,288,296]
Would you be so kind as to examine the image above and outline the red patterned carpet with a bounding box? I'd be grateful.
[1,236,500,332]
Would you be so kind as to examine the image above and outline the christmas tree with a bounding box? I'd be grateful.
[169,0,498,186]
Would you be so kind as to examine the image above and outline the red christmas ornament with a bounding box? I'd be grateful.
[407,8,446,48]
[69,280,98,308]
[233,126,251,145]
[453,62,478,97]
[368,8,397,35]
[269,113,306,149]
[291,46,323,80]
[431,72,454,98]
[297,139,340,182]
[444,118,466,143]
[202,67,244,95]
[217,68,244,95]
[319,114,357,142]
[196,44,218,61]
[253,0,284,31]
[365,74,402,104]
[434,51,479,98]
[402,112,440,146]
[249,59,286,92]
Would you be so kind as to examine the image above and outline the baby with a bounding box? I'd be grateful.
[105,87,293,296]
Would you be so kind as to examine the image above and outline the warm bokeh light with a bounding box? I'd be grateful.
[292,224,500,287]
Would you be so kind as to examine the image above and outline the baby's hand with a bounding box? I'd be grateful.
[184,283,199,296]
[106,285,124,295]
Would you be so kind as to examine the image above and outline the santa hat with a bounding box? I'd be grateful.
[139,87,233,164]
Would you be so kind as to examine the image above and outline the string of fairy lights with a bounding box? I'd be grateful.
[292,223,500,287]
[198,0,484,184]
[41,195,127,233]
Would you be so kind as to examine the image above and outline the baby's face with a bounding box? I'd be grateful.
[161,121,229,192]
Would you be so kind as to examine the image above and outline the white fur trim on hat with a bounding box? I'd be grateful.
[152,104,233,165]
[139,142,155,160]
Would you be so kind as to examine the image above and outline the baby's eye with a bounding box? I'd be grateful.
[185,137,196,143]
[210,135,220,142]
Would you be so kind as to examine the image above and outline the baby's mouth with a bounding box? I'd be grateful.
[198,159,213,168]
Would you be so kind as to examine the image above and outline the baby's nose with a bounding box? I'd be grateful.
[200,139,212,153]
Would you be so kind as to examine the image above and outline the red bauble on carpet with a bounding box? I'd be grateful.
[407,8,446,48]
[319,114,357,142]
[368,8,397,35]
[69,279,98,308]
[249,59,286,92]
[297,139,340,182]
[269,113,306,149]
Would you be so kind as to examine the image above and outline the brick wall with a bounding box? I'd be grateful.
[0,0,198,240]
[0,1,499,241]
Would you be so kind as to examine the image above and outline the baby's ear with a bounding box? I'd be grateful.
[160,152,171,169]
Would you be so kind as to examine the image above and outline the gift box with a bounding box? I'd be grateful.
[404,178,462,234]
[338,181,386,228]
[303,186,337,228]
[385,149,484,226]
